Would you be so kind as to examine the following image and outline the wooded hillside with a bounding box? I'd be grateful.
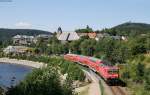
[0,28,52,41]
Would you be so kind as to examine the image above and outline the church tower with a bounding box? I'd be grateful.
[57,27,62,38]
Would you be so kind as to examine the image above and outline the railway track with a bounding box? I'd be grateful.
[87,69,127,95]
[110,86,127,95]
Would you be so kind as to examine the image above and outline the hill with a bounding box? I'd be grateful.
[104,22,150,36]
[0,28,53,41]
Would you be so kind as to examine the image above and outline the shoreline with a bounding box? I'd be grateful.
[0,58,46,68]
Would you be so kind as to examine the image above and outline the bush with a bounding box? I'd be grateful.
[144,68,150,90]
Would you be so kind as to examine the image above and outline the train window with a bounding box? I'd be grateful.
[79,55,87,58]
[89,57,100,63]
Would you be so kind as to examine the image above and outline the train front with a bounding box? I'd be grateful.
[105,66,119,81]
[99,60,119,83]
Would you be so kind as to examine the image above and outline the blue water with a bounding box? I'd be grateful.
[0,63,33,88]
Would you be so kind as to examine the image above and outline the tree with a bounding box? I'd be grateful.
[36,37,47,54]
[69,40,81,54]
[48,36,60,44]
[129,36,147,55]
[33,48,40,54]
[80,39,96,56]
[6,66,73,95]
[135,63,145,82]
[75,25,93,33]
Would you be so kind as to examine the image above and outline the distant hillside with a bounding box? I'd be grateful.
[104,22,150,36]
[0,28,53,41]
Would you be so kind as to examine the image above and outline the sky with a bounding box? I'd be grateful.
[0,0,150,32]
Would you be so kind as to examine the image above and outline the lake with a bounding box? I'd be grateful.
[0,63,33,88]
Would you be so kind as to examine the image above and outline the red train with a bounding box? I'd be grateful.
[64,54,119,82]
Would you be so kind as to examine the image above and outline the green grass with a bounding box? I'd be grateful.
[99,80,104,95]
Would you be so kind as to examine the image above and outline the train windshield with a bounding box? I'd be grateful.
[108,69,119,74]
[100,60,113,67]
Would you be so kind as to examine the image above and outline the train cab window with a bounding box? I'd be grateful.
[98,60,114,68]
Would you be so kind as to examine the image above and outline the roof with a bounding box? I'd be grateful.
[58,32,80,41]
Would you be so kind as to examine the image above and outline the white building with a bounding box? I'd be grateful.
[13,35,34,45]
[3,46,29,54]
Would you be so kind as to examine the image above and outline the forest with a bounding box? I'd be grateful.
[0,28,52,41]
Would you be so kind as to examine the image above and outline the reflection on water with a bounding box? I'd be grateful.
[0,63,33,88]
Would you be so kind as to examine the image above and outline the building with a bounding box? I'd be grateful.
[3,46,29,54]
[121,36,128,41]
[13,35,34,45]
[88,32,97,39]
[110,36,127,41]
[57,32,80,43]
[13,34,52,45]
[77,32,110,39]
[76,33,88,37]
[56,28,126,42]
[34,34,52,43]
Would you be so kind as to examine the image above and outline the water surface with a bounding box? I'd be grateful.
[0,63,33,88]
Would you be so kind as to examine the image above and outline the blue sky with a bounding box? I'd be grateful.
[0,0,150,32]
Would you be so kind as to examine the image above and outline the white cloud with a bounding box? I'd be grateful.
[15,22,32,29]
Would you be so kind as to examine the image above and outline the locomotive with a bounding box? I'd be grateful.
[64,54,119,83]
